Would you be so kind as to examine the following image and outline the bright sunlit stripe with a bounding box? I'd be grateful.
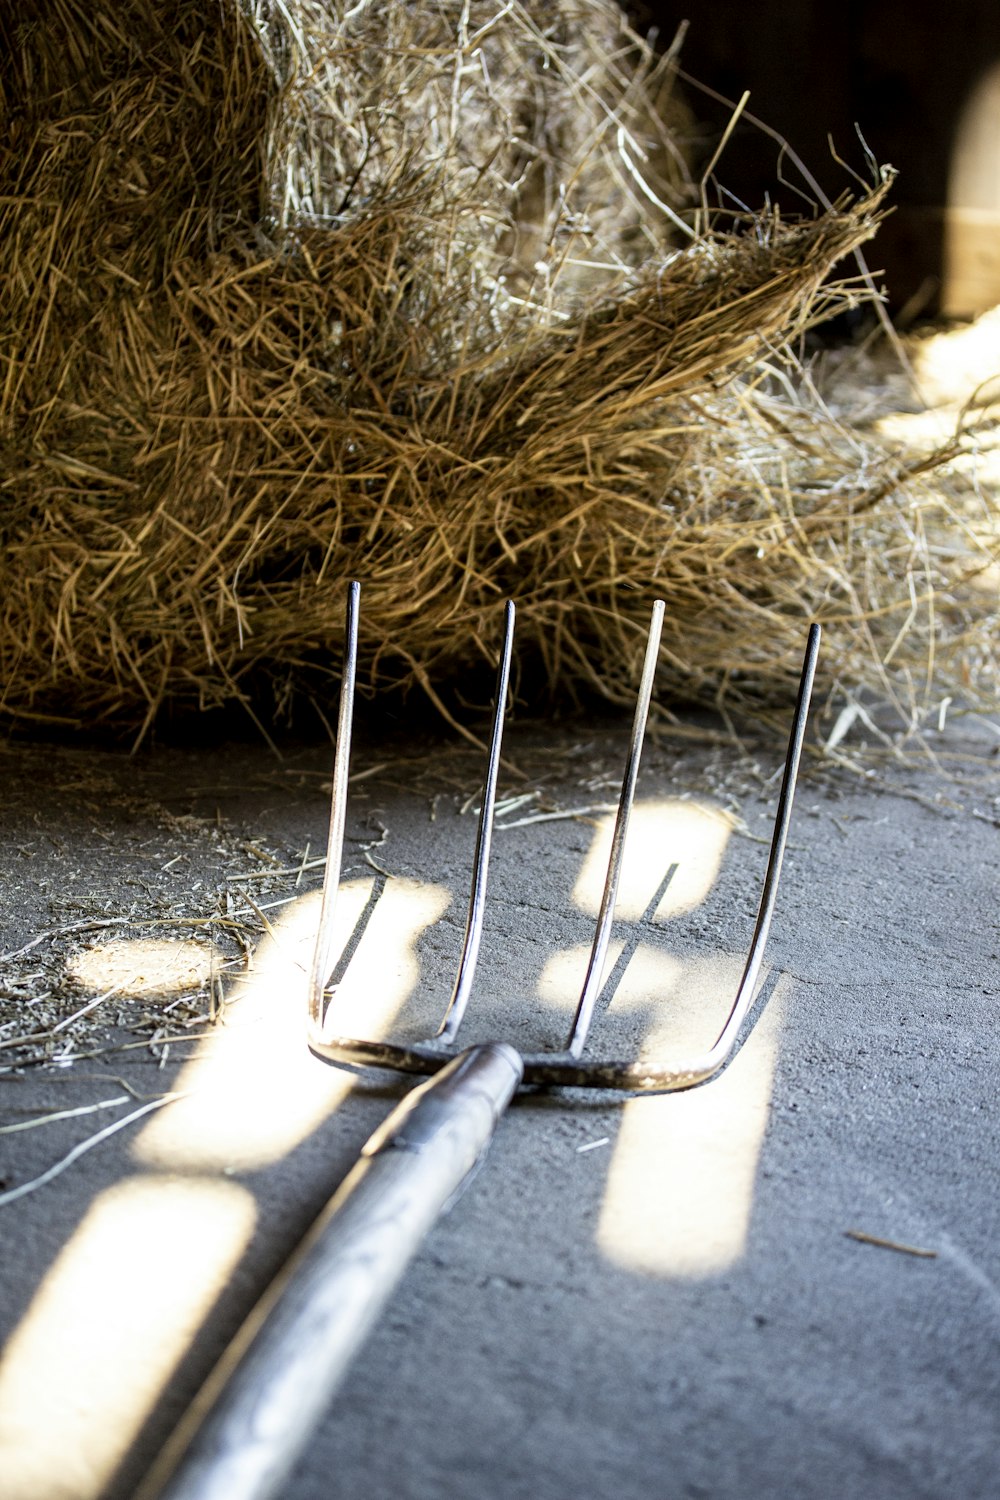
[572,797,733,921]
[0,1177,257,1500]
[597,962,790,1278]
[135,877,450,1172]
[558,791,786,1278]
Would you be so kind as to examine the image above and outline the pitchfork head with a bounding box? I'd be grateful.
[306,582,819,1093]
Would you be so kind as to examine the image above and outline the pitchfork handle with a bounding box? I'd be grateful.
[137,1041,523,1500]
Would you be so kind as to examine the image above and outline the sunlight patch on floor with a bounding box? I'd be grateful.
[597,961,791,1278]
[0,1176,256,1500]
[67,936,217,1000]
[136,876,450,1173]
[572,797,733,921]
[551,792,787,1279]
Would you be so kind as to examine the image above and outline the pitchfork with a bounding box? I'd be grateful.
[138,582,819,1500]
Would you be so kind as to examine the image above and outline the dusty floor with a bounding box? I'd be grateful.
[0,705,997,1500]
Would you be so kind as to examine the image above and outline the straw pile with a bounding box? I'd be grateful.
[1,0,997,740]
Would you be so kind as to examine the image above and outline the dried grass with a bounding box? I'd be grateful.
[1,0,997,740]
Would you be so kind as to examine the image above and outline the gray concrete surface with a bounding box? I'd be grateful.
[0,714,997,1500]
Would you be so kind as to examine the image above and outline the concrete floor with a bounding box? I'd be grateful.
[0,711,997,1500]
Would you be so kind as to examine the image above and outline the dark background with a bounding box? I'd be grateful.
[627,1,1000,318]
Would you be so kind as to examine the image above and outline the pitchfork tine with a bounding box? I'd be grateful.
[566,598,665,1058]
[437,599,516,1044]
[690,620,820,1077]
[307,579,359,1036]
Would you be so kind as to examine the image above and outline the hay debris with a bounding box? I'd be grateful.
[0,1092,184,1206]
[1,0,997,738]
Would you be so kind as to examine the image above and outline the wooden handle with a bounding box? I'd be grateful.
[137,1042,523,1500]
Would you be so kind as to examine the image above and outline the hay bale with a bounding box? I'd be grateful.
[0,0,997,739]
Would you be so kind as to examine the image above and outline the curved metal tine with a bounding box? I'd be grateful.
[307,580,360,1040]
[436,600,516,1045]
[565,599,665,1059]
[691,620,821,1080]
